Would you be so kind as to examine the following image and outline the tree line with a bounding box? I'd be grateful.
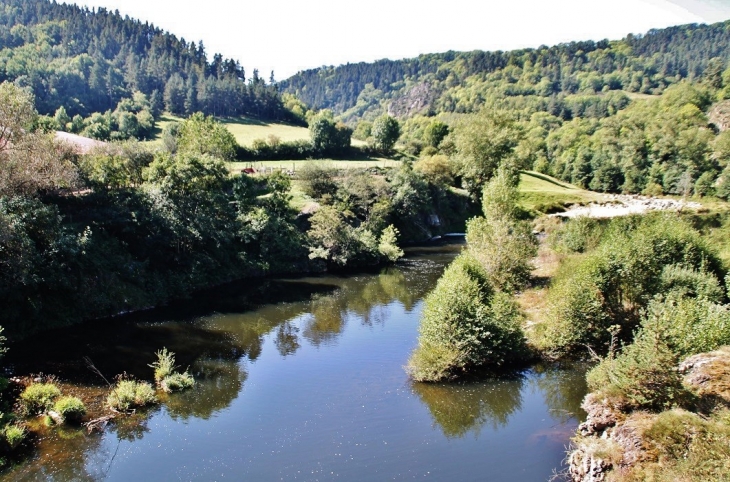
[0,0,299,129]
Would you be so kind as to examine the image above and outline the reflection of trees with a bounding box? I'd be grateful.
[164,359,247,421]
[275,322,300,357]
[532,363,588,423]
[412,377,524,438]
[302,294,346,347]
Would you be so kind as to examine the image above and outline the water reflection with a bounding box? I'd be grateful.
[411,376,525,438]
[164,359,247,421]
[532,363,588,423]
[274,322,300,357]
[0,243,589,481]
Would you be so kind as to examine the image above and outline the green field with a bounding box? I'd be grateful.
[147,114,372,149]
[518,171,602,210]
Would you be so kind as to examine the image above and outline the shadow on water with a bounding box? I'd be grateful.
[4,278,342,383]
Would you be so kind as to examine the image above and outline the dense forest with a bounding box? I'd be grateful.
[282,20,730,200]
[283,22,730,122]
[0,0,298,141]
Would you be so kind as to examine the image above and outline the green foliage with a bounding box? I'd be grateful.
[538,214,721,355]
[297,163,338,200]
[20,382,61,415]
[176,113,238,161]
[466,166,537,292]
[640,296,730,358]
[161,372,195,393]
[413,154,453,186]
[407,254,527,382]
[548,216,602,254]
[0,82,78,197]
[308,114,352,155]
[632,409,730,482]
[586,331,684,411]
[150,347,176,383]
[452,111,521,200]
[107,380,157,412]
[377,225,404,262]
[424,120,449,148]
[371,115,401,152]
[52,397,86,423]
[2,424,26,450]
[149,347,195,393]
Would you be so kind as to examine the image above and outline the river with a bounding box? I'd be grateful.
[3,244,587,481]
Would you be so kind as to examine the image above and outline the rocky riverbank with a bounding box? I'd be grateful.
[568,347,730,482]
[552,195,702,219]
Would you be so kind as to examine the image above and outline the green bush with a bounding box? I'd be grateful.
[20,382,61,416]
[150,347,176,384]
[161,372,195,393]
[407,254,527,382]
[659,265,724,302]
[538,214,723,356]
[640,296,730,358]
[548,216,602,254]
[629,409,730,481]
[2,424,26,450]
[52,396,86,424]
[107,380,157,412]
[586,332,684,411]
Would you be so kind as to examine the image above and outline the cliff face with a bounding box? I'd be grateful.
[387,83,435,119]
[709,101,730,133]
[568,347,730,482]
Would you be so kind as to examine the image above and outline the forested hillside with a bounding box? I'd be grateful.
[0,0,297,141]
[282,21,730,123]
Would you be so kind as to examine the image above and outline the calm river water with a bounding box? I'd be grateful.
[3,244,587,481]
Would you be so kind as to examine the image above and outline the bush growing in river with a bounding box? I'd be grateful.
[107,380,157,412]
[2,424,26,450]
[19,382,61,416]
[52,397,86,424]
[149,348,195,393]
[406,254,527,382]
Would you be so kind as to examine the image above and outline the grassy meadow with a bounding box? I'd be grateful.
[518,171,602,210]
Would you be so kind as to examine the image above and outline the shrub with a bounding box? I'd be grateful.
[107,380,157,412]
[296,163,338,199]
[538,214,723,355]
[548,216,601,254]
[377,225,404,262]
[640,296,730,358]
[2,425,26,450]
[467,216,536,293]
[52,397,86,424]
[586,332,684,411]
[150,348,176,384]
[19,382,61,415]
[406,254,527,382]
[149,348,195,393]
[161,372,195,393]
[659,264,724,302]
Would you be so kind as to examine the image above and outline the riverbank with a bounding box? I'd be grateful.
[569,347,730,482]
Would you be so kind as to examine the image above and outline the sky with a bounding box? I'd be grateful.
[64,0,730,80]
